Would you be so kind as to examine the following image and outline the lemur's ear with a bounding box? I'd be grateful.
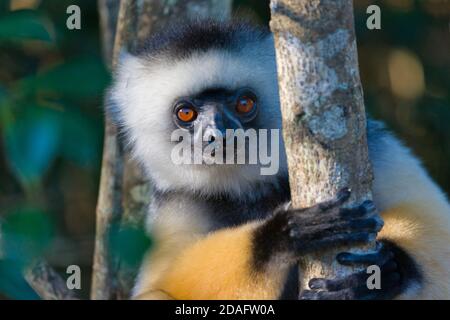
[104,86,121,126]
[115,50,144,76]
[105,51,142,128]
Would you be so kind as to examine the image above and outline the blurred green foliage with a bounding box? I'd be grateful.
[0,0,448,300]
[0,207,53,300]
[0,260,40,299]
[353,0,450,193]
[2,207,54,263]
[0,9,52,41]
[109,223,153,269]
[0,0,108,299]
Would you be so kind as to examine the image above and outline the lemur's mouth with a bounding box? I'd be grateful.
[199,138,243,165]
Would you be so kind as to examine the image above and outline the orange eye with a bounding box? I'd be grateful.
[176,105,197,122]
[236,96,256,114]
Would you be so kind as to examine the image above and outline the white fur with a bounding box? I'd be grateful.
[111,36,287,199]
[111,31,450,299]
[371,133,450,299]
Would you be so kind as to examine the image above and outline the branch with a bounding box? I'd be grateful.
[25,260,78,300]
[270,0,379,295]
[98,0,120,68]
[94,0,233,300]
[1,209,77,300]
[91,0,132,301]
[116,0,234,299]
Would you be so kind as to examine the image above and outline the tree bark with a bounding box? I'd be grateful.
[93,0,233,300]
[270,0,379,295]
[24,260,78,300]
[91,0,131,301]
[98,0,120,68]
[0,237,73,299]
[1,206,77,300]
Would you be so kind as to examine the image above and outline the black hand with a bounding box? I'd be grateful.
[299,242,403,300]
[252,188,383,270]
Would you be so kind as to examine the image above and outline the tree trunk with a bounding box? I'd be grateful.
[269,0,379,295]
[93,0,233,300]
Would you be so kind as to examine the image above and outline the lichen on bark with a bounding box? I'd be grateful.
[270,0,379,294]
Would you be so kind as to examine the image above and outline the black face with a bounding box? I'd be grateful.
[172,88,258,135]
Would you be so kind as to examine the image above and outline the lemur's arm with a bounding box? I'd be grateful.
[300,204,449,300]
[134,134,450,300]
[301,133,450,300]
[133,190,383,300]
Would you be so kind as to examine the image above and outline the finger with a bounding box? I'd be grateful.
[294,217,383,242]
[294,232,376,253]
[289,200,377,228]
[337,243,392,266]
[340,200,377,218]
[303,277,402,301]
[308,263,400,293]
[300,288,357,300]
[309,271,367,291]
[318,188,352,211]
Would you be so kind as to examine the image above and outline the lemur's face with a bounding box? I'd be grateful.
[109,21,287,197]
[173,87,258,132]
[171,87,259,164]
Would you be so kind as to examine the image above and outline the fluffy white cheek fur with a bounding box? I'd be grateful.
[130,126,287,197]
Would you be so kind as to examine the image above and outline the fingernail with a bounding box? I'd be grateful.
[309,278,325,290]
[362,200,376,212]
[337,188,351,201]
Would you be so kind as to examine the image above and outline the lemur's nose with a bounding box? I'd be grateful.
[214,109,243,134]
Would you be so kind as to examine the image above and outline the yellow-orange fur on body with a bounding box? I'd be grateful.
[135,222,290,300]
[134,202,450,300]
[379,205,450,299]
[133,132,450,300]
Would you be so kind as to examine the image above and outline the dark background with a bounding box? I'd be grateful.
[0,0,449,299]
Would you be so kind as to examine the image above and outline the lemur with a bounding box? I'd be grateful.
[108,20,450,300]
